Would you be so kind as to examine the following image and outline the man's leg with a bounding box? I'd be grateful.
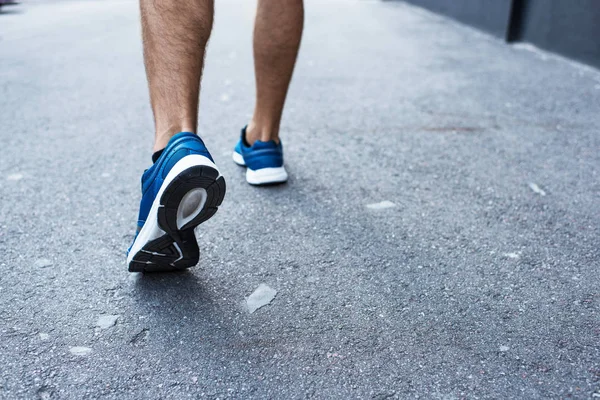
[246,0,304,144]
[128,0,225,273]
[140,0,214,151]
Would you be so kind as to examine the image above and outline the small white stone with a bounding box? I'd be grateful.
[246,284,277,314]
[366,201,396,210]
[499,345,510,352]
[96,315,119,329]
[39,333,49,340]
[503,252,520,259]
[34,259,53,268]
[69,346,92,356]
[101,172,110,178]
[528,182,547,196]
[7,173,23,181]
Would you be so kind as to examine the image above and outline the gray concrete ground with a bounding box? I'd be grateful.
[1,0,599,398]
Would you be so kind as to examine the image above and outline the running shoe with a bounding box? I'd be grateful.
[127,132,226,272]
[232,126,288,185]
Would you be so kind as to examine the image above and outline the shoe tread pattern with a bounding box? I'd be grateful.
[129,165,225,272]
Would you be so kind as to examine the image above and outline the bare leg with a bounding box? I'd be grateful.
[247,0,304,144]
[140,0,214,152]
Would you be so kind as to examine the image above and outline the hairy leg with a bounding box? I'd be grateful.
[140,0,214,151]
[247,0,304,144]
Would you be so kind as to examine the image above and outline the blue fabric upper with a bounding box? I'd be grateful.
[234,127,284,170]
[132,132,213,244]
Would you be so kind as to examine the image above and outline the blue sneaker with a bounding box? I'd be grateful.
[127,132,226,272]
[232,126,288,185]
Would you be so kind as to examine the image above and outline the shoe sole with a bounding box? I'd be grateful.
[232,151,288,186]
[128,155,226,273]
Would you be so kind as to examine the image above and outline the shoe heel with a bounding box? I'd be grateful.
[158,165,226,240]
[128,160,226,273]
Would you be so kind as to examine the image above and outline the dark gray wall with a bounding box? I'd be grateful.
[402,0,514,39]
[401,0,600,69]
[515,0,600,68]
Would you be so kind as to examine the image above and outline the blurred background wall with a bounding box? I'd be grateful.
[401,0,600,69]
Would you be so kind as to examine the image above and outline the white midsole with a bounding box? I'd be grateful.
[246,166,288,185]
[127,154,219,265]
[232,151,245,166]
[232,150,287,185]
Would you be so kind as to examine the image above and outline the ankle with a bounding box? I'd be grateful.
[153,121,196,152]
[246,120,279,145]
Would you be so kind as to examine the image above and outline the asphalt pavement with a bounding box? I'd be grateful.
[1,0,599,398]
